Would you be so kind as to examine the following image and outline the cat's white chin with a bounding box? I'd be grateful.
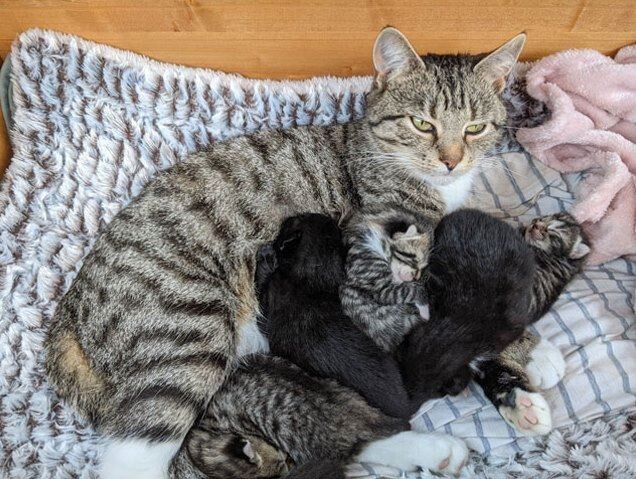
[421,170,476,213]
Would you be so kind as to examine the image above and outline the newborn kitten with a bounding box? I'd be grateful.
[476,211,591,426]
[399,209,536,404]
[340,209,434,353]
[186,432,290,479]
[522,211,590,321]
[256,213,414,419]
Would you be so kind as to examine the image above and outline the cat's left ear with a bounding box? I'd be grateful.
[570,237,591,260]
[474,32,527,93]
[373,27,424,85]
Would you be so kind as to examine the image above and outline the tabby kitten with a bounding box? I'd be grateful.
[185,354,468,478]
[256,213,413,419]
[45,26,526,478]
[340,207,433,353]
[476,211,589,435]
[399,209,537,405]
[186,432,290,479]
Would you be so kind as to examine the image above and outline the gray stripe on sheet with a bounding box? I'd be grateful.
[471,413,491,455]
[443,396,461,419]
[563,290,632,394]
[420,412,435,432]
[580,271,631,339]
[467,382,494,453]
[548,308,612,414]
[478,170,505,211]
[557,381,578,421]
[587,268,633,342]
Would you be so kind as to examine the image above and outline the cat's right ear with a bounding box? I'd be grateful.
[373,27,424,87]
[474,32,527,93]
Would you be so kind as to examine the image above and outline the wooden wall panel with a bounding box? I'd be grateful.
[0,0,634,174]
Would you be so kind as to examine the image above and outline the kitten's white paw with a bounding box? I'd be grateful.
[499,388,552,436]
[416,303,430,321]
[357,431,468,475]
[526,338,566,390]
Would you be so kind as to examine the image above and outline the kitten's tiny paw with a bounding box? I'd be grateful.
[499,388,552,436]
[526,339,566,390]
[416,303,430,321]
[357,431,468,475]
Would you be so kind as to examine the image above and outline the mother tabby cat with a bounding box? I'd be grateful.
[46,27,529,478]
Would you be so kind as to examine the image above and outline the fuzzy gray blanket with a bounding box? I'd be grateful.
[0,29,633,479]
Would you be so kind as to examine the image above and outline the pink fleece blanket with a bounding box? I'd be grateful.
[517,45,636,265]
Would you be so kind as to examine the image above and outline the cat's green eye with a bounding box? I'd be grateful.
[465,123,487,135]
[411,117,435,133]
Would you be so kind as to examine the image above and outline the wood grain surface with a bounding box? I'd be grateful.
[0,0,634,175]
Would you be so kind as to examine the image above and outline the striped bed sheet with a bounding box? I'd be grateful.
[348,151,636,477]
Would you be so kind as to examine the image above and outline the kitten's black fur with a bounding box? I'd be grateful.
[256,213,414,419]
[399,209,536,405]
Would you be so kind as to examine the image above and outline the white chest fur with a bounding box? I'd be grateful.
[236,318,269,358]
[430,171,476,213]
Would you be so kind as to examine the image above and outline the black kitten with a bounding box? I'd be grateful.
[399,209,537,404]
[256,213,414,419]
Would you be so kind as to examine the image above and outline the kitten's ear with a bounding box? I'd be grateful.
[373,27,424,83]
[242,440,262,465]
[570,238,591,260]
[404,224,419,237]
[474,32,526,93]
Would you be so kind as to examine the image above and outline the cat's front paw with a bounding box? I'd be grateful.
[357,431,468,475]
[499,388,552,436]
[526,338,566,390]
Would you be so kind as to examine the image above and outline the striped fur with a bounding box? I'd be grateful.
[186,355,405,477]
[186,431,290,479]
[341,208,434,353]
[44,27,526,476]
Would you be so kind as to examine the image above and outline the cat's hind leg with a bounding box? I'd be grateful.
[474,342,554,437]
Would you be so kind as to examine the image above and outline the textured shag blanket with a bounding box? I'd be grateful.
[517,45,636,265]
[0,30,634,479]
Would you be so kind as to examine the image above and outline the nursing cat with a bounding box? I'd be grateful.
[45,26,527,478]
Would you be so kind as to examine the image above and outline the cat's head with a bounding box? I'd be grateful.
[523,212,590,261]
[364,27,526,186]
[389,224,431,283]
[272,213,345,288]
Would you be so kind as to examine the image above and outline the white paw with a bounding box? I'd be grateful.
[416,303,430,321]
[499,388,552,436]
[526,338,566,390]
[357,431,468,475]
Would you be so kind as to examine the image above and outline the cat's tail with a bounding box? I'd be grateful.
[284,460,346,479]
